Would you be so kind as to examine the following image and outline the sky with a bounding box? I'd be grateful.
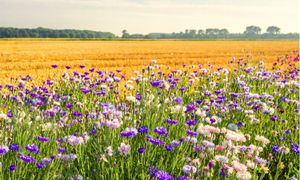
[0,0,299,35]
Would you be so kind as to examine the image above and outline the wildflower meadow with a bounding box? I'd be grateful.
[0,54,299,180]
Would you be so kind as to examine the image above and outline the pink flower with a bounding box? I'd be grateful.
[215,145,225,151]
[118,143,130,155]
[232,161,247,173]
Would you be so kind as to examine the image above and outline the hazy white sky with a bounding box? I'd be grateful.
[0,0,299,35]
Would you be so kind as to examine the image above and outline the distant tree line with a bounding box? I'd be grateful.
[0,26,298,39]
[122,26,299,39]
[0,27,115,38]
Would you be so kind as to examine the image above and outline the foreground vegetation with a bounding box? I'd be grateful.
[0,53,299,179]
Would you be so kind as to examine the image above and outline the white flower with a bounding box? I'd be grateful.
[105,146,113,156]
[214,155,229,163]
[0,113,8,120]
[246,160,255,169]
[126,95,136,103]
[182,165,197,174]
[255,135,270,146]
[225,130,246,142]
[236,171,252,180]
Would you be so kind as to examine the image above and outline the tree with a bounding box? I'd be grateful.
[122,29,129,38]
[266,26,280,34]
[244,26,262,35]
[219,28,229,38]
[197,29,204,35]
[189,29,197,38]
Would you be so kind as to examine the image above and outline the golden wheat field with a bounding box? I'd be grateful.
[0,40,298,83]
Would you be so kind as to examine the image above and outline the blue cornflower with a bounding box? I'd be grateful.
[42,158,52,165]
[138,126,149,134]
[148,137,165,146]
[25,144,39,154]
[37,136,50,142]
[271,145,281,154]
[0,145,9,155]
[9,144,21,151]
[185,104,196,113]
[291,143,300,155]
[155,170,173,180]
[165,144,174,151]
[120,128,137,138]
[20,155,36,163]
[9,165,16,171]
[173,97,182,104]
[185,119,197,126]
[236,122,245,127]
[154,127,168,137]
[150,80,161,87]
[138,147,146,154]
[186,130,198,137]
[36,162,45,169]
[165,119,178,125]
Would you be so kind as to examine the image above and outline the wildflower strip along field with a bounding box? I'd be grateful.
[0,54,299,179]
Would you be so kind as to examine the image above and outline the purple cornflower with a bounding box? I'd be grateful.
[9,165,16,171]
[42,158,52,165]
[81,87,91,94]
[9,144,21,151]
[36,162,45,169]
[148,137,165,146]
[7,110,13,118]
[173,97,182,104]
[66,103,73,108]
[150,80,161,87]
[120,128,137,138]
[254,156,268,165]
[171,140,181,147]
[270,115,279,121]
[185,119,197,126]
[65,65,71,69]
[19,155,36,163]
[26,144,39,154]
[208,161,214,169]
[148,166,158,178]
[58,147,65,153]
[165,119,178,125]
[155,170,174,180]
[72,111,82,116]
[186,130,198,137]
[79,64,85,69]
[51,64,58,68]
[230,93,238,98]
[138,126,149,134]
[185,104,197,113]
[136,93,142,101]
[291,143,300,155]
[138,147,146,154]
[154,127,168,137]
[37,136,50,142]
[196,99,203,105]
[165,144,174,151]
[0,145,9,155]
[236,122,245,127]
[271,145,281,154]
